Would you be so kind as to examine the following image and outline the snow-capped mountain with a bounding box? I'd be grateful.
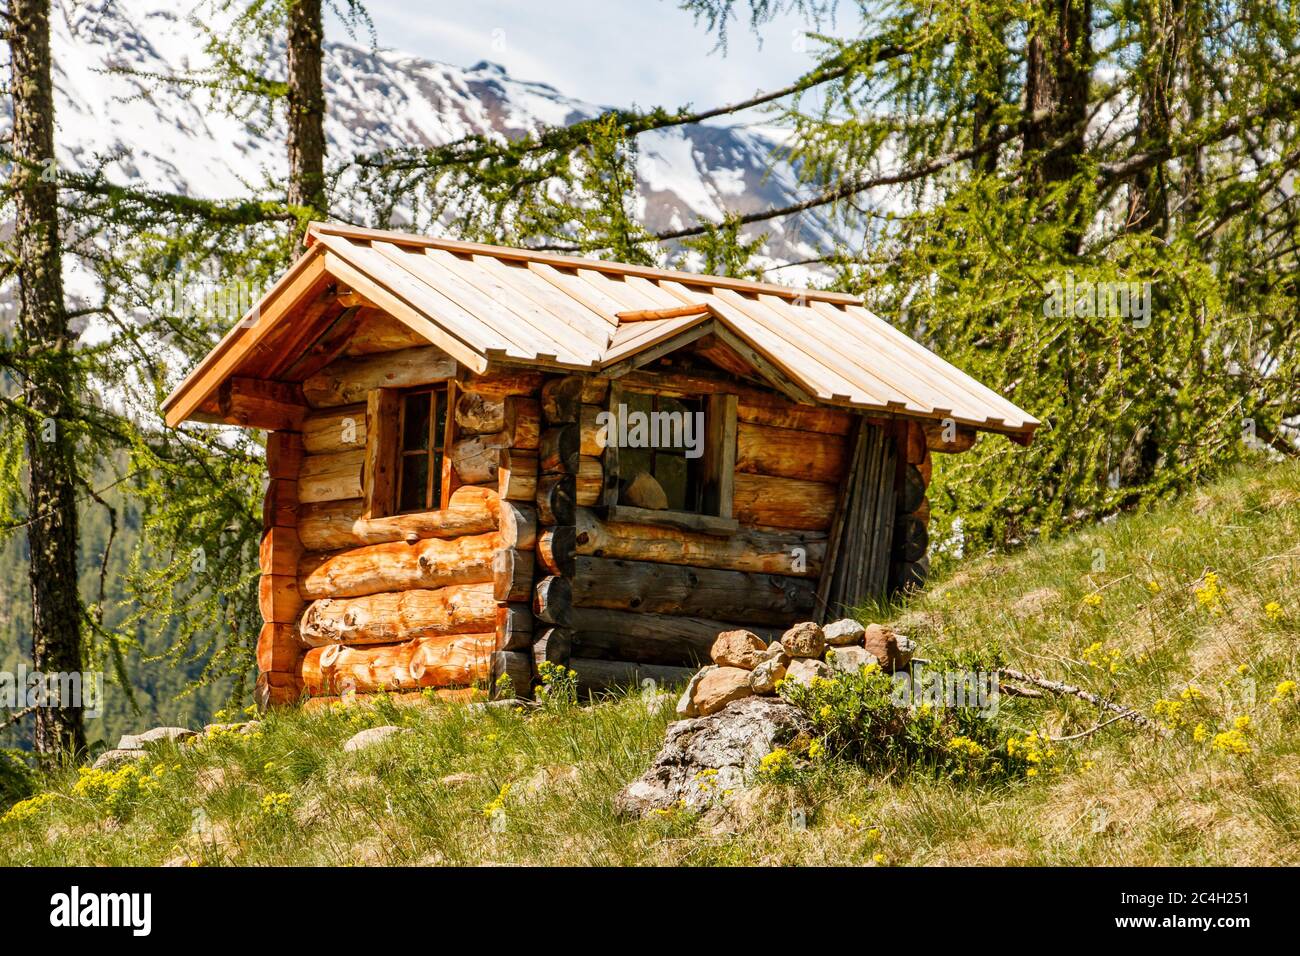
[19,0,841,280]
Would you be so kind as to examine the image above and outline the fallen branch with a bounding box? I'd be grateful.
[1000,667,1170,737]
[1043,712,1133,742]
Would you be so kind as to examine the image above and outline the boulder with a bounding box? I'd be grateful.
[823,618,866,646]
[623,471,668,510]
[763,641,790,663]
[749,657,787,694]
[615,696,814,817]
[784,657,834,688]
[862,624,916,672]
[826,645,880,675]
[710,629,768,669]
[117,726,197,751]
[92,749,148,771]
[693,667,754,716]
[675,665,716,718]
[780,621,825,659]
[342,725,412,752]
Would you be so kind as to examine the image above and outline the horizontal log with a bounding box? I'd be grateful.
[493,547,535,603]
[569,608,780,667]
[498,501,537,551]
[533,627,572,668]
[576,456,602,506]
[490,650,533,699]
[736,421,846,483]
[452,434,505,484]
[536,526,576,577]
[303,346,457,407]
[265,432,304,480]
[263,478,299,529]
[298,449,365,503]
[257,622,307,673]
[495,604,534,652]
[923,420,978,453]
[570,555,814,626]
[541,375,584,424]
[533,575,572,625]
[296,485,500,551]
[302,633,494,695]
[619,369,853,434]
[219,377,306,431]
[298,532,499,600]
[579,404,607,457]
[732,473,837,531]
[897,462,926,514]
[302,405,366,454]
[536,473,576,526]
[569,657,695,696]
[259,573,304,624]
[460,369,544,398]
[499,450,537,501]
[893,513,929,563]
[256,670,303,710]
[259,527,302,577]
[540,424,580,475]
[298,582,497,646]
[454,394,541,447]
[574,507,824,577]
[341,308,431,355]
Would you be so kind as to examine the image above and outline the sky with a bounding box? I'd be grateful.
[331,1,864,114]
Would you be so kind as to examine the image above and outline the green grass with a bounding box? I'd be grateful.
[2,457,1298,866]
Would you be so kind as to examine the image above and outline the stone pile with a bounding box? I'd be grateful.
[676,619,915,718]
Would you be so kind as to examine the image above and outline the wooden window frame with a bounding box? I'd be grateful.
[602,383,738,535]
[364,380,457,518]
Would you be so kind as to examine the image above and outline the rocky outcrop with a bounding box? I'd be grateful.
[615,696,813,816]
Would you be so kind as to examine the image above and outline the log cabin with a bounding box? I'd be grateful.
[162,222,1038,709]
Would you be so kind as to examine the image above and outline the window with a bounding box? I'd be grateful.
[394,387,448,513]
[617,391,707,513]
[605,386,737,531]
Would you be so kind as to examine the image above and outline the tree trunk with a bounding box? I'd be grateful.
[1023,0,1092,249]
[8,0,86,760]
[286,0,327,217]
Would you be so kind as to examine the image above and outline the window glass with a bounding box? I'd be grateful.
[395,388,446,513]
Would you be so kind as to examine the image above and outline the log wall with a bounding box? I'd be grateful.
[257,328,932,706]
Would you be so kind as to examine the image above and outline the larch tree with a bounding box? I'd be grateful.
[4,0,87,759]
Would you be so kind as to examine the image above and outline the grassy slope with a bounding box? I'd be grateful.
[1,458,1297,866]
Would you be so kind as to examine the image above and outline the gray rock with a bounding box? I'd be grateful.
[92,749,148,771]
[615,696,813,817]
[823,618,866,646]
[748,657,787,694]
[784,657,835,688]
[342,725,412,752]
[825,645,880,675]
[117,726,197,751]
[675,665,716,718]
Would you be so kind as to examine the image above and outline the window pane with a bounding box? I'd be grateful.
[655,451,689,511]
[402,392,431,451]
[398,453,429,512]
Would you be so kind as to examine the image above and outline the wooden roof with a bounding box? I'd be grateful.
[162,222,1039,439]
